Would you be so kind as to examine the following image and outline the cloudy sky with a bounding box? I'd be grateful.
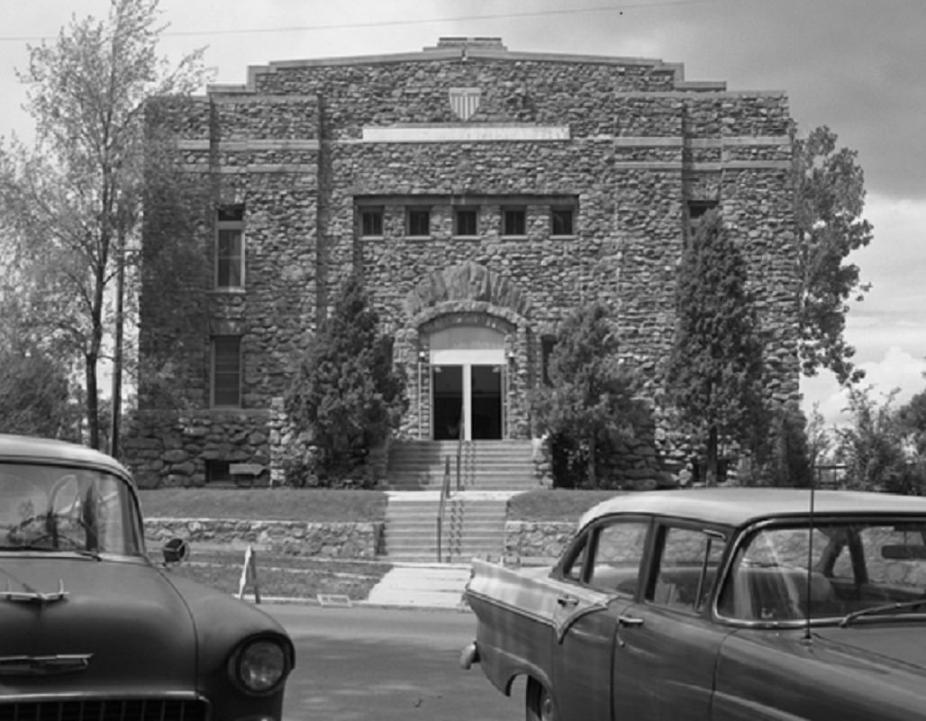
[2,0,924,426]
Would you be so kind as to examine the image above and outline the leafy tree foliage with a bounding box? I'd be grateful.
[284,274,406,486]
[0,0,207,449]
[898,388,926,457]
[0,347,75,439]
[758,402,814,487]
[531,301,650,489]
[795,125,873,385]
[836,387,924,495]
[666,209,766,485]
[135,114,212,411]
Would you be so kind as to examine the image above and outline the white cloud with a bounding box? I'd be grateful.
[801,346,926,427]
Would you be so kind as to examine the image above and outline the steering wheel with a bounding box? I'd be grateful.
[8,513,91,550]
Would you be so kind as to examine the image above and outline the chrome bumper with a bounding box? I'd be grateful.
[459,641,480,670]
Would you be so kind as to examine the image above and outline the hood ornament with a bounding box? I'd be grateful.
[1,578,68,604]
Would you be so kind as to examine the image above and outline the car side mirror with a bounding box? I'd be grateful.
[162,537,189,565]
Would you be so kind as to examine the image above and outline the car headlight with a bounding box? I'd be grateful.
[230,637,292,695]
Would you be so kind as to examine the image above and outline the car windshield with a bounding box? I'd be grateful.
[717,519,926,625]
[0,462,143,556]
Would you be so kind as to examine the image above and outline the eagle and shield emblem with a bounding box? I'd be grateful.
[449,87,481,121]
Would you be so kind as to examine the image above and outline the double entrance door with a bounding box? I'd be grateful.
[432,362,503,440]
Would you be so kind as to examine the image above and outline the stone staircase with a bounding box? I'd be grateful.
[385,439,537,491]
[383,491,513,563]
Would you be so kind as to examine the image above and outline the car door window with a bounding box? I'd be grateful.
[586,520,649,595]
[650,527,727,612]
[562,533,589,582]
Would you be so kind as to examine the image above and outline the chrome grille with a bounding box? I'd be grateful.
[0,698,209,721]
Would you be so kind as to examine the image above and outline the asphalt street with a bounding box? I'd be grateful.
[266,603,524,721]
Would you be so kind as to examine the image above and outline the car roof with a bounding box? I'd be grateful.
[580,487,926,530]
[0,434,132,481]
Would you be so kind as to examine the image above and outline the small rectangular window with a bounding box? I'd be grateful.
[687,200,717,219]
[212,336,241,407]
[455,208,478,236]
[502,208,526,236]
[406,208,431,237]
[360,207,383,237]
[551,207,574,236]
[216,205,245,289]
[687,200,718,226]
[206,460,231,484]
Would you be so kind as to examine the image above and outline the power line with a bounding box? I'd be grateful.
[0,1,714,43]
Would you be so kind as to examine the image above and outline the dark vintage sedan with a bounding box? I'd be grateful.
[462,487,926,720]
[0,434,294,720]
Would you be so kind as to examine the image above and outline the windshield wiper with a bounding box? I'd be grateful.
[840,599,926,627]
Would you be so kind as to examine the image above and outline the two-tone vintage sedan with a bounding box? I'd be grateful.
[462,487,926,721]
[0,434,294,720]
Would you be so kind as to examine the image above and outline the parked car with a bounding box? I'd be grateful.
[462,487,926,721]
[0,434,294,720]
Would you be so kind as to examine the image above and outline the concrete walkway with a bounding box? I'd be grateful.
[364,562,473,610]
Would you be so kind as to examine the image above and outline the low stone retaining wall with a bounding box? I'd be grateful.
[504,521,576,565]
[144,517,572,564]
[145,518,383,559]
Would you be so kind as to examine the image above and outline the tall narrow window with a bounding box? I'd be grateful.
[212,336,241,407]
[455,208,478,236]
[216,205,244,289]
[551,207,574,236]
[541,336,557,386]
[502,208,526,236]
[360,207,383,237]
[406,208,431,237]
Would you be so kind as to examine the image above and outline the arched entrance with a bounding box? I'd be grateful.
[428,326,505,440]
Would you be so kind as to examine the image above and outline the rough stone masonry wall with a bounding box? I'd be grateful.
[129,41,799,487]
[145,518,383,558]
[128,94,322,487]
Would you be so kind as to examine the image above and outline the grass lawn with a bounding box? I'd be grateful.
[164,552,392,601]
[507,489,622,522]
[138,487,388,522]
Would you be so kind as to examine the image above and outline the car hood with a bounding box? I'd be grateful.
[814,623,926,671]
[0,554,196,694]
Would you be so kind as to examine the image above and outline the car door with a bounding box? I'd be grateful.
[551,516,651,721]
[611,522,731,721]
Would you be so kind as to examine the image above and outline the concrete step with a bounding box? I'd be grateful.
[382,491,513,560]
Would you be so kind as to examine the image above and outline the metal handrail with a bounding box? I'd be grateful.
[437,456,452,562]
[456,411,464,491]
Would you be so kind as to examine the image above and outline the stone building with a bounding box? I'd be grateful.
[127,37,799,488]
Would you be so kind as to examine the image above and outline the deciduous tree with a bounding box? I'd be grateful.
[0,0,207,450]
[795,125,873,385]
[836,387,923,494]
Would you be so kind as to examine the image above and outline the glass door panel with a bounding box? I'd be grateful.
[432,365,463,439]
